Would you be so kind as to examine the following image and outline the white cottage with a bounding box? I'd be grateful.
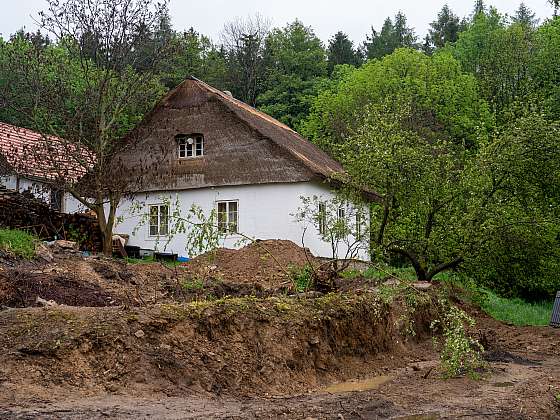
[113,78,376,260]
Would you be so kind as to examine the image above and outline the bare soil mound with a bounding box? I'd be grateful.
[185,239,316,288]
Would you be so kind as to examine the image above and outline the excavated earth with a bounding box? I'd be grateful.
[0,241,558,419]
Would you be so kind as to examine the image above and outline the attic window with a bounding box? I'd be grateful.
[177,134,203,158]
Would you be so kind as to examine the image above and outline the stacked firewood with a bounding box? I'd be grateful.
[0,186,102,251]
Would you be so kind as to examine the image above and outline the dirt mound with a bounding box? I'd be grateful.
[185,240,317,288]
[0,268,118,308]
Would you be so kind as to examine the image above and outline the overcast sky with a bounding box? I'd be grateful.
[0,0,555,45]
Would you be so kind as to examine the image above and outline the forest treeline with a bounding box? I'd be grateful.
[0,0,559,300]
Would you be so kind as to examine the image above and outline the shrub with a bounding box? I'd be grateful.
[432,303,485,378]
[465,224,560,301]
[0,229,37,259]
[289,265,314,292]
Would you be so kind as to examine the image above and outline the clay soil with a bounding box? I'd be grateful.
[0,241,559,419]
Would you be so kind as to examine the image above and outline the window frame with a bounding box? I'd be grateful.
[176,133,204,159]
[318,202,327,235]
[148,204,170,237]
[50,188,64,212]
[216,200,239,234]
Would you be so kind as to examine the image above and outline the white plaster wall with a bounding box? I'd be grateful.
[0,174,84,214]
[114,181,370,260]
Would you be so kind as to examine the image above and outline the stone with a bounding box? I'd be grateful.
[35,244,54,262]
[53,240,78,250]
[413,281,432,290]
[36,296,57,307]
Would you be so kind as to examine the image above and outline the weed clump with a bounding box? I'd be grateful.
[0,229,37,259]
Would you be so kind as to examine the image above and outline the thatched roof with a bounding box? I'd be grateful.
[115,77,379,202]
[183,77,344,178]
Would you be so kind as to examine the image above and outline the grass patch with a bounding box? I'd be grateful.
[0,229,37,259]
[364,265,417,282]
[126,255,181,268]
[480,290,553,326]
[437,272,553,327]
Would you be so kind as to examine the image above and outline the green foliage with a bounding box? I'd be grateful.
[480,290,553,327]
[302,48,493,153]
[362,12,418,60]
[158,28,227,89]
[327,31,361,73]
[257,20,328,129]
[425,4,465,52]
[532,17,560,120]
[181,278,204,292]
[451,9,535,121]
[0,229,37,259]
[432,303,485,378]
[466,112,560,300]
[289,265,314,292]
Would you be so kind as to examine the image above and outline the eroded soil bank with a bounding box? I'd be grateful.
[0,292,559,419]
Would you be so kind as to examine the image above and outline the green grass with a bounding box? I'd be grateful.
[479,290,553,326]
[0,229,37,259]
[363,265,418,282]
[126,256,181,268]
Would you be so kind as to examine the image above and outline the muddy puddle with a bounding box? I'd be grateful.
[322,375,392,393]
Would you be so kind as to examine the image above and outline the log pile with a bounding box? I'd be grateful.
[0,186,102,252]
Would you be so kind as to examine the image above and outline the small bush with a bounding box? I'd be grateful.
[432,303,484,379]
[181,278,204,292]
[0,229,37,259]
[289,265,314,292]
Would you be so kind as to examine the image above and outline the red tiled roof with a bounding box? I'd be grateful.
[0,122,93,182]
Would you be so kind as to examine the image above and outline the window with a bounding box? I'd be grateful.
[356,212,363,240]
[337,207,345,219]
[217,201,238,233]
[176,134,203,158]
[318,202,326,235]
[50,188,63,212]
[149,204,169,236]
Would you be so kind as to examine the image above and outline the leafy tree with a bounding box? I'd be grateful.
[473,0,485,17]
[466,111,560,299]
[327,31,361,73]
[159,28,227,89]
[531,17,560,120]
[302,48,493,154]
[452,9,534,120]
[426,4,464,51]
[257,20,327,129]
[0,0,169,255]
[339,100,470,281]
[362,12,417,60]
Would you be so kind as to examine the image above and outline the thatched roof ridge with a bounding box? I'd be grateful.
[182,77,344,179]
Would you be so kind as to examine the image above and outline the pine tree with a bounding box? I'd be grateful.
[512,3,538,28]
[327,31,360,72]
[426,4,463,50]
[473,0,485,16]
[362,13,417,60]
